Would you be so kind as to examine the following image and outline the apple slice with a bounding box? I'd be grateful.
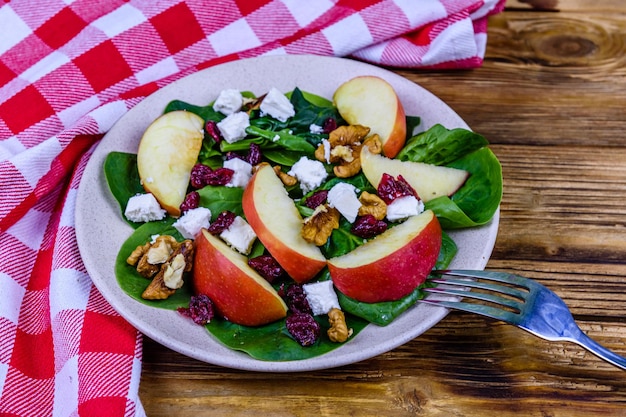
[328,210,441,303]
[242,164,326,283]
[193,229,288,326]
[333,76,406,158]
[137,110,204,217]
[360,146,469,202]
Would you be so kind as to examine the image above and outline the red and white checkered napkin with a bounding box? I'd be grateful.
[0,0,505,415]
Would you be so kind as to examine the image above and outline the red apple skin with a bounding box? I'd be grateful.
[382,100,407,159]
[328,211,442,303]
[333,75,407,159]
[193,229,287,327]
[242,165,327,283]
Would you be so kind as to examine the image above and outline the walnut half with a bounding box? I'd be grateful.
[327,308,352,343]
[142,239,194,300]
[358,191,387,220]
[315,125,371,178]
[302,204,340,246]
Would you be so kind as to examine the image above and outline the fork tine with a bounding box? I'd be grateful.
[424,285,524,312]
[419,298,520,322]
[428,276,528,301]
[433,269,532,289]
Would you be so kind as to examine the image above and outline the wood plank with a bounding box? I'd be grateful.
[395,12,626,147]
[491,144,626,263]
[140,314,626,417]
[507,0,625,12]
[485,144,626,316]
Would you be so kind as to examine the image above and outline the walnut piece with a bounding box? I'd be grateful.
[273,165,298,187]
[333,157,361,178]
[142,240,194,300]
[141,268,176,300]
[242,93,265,114]
[163,253,186,290]
[327,308,352,343]
[363,134,383,155]
[330,145,354,162]
[315,125,382,178]
[129,237,194,300]
[302,204,340,246]
[146,235,178,264]
[128,242,159,278]
[127,242,150,266]
[358,191,387,220]
[127,235,183,279]
[136,253,160,278]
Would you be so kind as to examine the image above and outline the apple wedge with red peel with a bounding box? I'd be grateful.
[242,164,327,283]
[193,229,288,327]
[333,76,406,158]
[360,146,469,203]
[137,110,204,217]
[328,210,441,303]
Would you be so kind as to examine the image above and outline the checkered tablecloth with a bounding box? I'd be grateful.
[0,0,505,415]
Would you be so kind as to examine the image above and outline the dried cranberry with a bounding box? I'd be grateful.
[248,255,285,283]
[377,173,418,204]
[180,191,200,213]
[282,284,312,314]
[225,143,262,165]
[286,313,320,347]
[225,151,241,160]
[205,167,234,186]
[246,143,262,165]
[207,210,236,235]
[205,120,223,143]
[190,164,212,188]
[351,214,388,238]
[177,294,215,325]
[304,190,328,210]
[322,117,338,134]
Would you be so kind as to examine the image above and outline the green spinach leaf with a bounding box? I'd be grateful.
[206,313,368,361]
[197,185,245,218]
[103,152,145,228]
[164,99,224,122]
[425,147,502,229]
[397,124,488,165]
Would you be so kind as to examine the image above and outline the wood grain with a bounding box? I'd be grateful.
[139,2,626,415]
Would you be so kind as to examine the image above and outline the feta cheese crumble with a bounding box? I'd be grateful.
[303,280,340,315]
[386,195,424,222]
[173,207,212,239]
[220,216,257,255]
[309,124,324,134]
[260,87,295,122]
[213,89,243,115]
[321,138,331,163]
[327,182,361,223]
[224,157,253,188]
[217,111,250,143]
[124,193,166,223]
[288,156,328,193]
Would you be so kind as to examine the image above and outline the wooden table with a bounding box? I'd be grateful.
[139,1,626,415]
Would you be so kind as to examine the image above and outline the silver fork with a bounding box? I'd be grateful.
[420,269,626,370]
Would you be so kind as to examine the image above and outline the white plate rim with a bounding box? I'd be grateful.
[75,55,499,372]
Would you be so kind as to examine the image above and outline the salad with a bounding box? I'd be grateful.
[105,76,502,361]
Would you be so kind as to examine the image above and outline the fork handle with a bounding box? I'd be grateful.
[570,329,626,370]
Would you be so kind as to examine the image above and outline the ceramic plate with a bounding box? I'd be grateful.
[75,55,499,372]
